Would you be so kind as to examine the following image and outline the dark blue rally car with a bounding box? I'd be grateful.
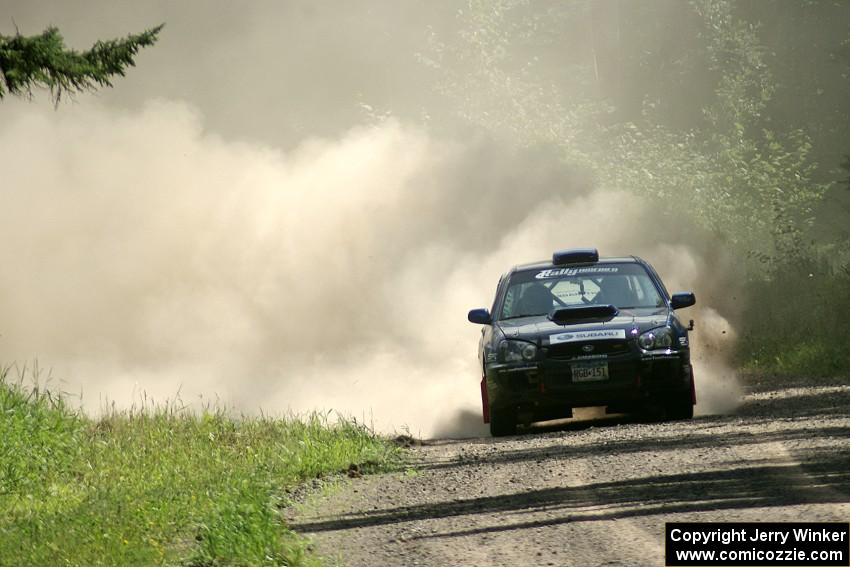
[468,248,697,436]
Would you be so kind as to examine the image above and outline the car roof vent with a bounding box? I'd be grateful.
[552,248,599,265]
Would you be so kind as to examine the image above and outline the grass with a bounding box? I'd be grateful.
[0,365,404,566]
[737,259,850,378]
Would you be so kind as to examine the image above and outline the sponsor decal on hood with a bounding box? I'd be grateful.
[549,329,626,345]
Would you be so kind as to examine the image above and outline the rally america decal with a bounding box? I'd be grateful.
[549,329,626,345]
[535,266,619,279]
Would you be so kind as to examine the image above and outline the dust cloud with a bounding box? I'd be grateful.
[646,245,744,416]
[0,99,739,438]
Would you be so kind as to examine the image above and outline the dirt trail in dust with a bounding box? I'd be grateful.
[286,376,850,567]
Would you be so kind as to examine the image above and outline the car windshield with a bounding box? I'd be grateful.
[499,263,665,319]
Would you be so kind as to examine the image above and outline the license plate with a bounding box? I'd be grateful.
[571,360,609,382]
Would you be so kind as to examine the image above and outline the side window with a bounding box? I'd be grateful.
[501,285,517,318]
[492,276,506,315]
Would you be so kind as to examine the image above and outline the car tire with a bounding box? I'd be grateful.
[489,409,517,437]
[665,392,694,420]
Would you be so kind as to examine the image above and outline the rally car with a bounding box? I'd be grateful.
[468,248,697,436]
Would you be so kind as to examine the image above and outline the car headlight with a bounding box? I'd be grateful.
[637,326,674,351]
[498,339,537,362]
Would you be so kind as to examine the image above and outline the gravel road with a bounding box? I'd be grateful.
[287,376,850,566]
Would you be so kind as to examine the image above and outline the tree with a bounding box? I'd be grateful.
[0,24,163,104]
[429,0,837,265]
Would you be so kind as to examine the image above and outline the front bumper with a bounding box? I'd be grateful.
[484,349,692,421]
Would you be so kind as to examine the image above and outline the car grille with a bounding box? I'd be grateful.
[546,340,631,360]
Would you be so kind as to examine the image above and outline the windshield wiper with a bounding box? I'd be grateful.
[499,313,546,320]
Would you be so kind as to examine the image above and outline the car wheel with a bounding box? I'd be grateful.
[489,408,517,437]
[665,391,694,420]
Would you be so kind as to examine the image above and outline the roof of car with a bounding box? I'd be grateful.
[511,256,641,273]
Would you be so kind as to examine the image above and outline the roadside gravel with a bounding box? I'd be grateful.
[286,376,850,566]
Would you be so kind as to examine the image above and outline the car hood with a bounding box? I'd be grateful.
[496,308,670,343]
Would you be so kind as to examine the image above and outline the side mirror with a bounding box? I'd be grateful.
[671,292,696,310]
[468,308,492,325]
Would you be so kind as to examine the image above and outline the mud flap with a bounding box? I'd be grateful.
[481,375,490,423]
[690,367,697,405]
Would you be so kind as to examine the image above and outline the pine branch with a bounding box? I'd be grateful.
[0,24,163,104]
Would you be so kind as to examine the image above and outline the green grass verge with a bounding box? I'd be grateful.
[737,262,850,378]
[0,366,403,566]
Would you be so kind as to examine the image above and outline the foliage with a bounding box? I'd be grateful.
[431,0,833,261]
[0,24,163,104]
[425,0,849,375]
[738,256,850,377]
[0,367,403,566]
